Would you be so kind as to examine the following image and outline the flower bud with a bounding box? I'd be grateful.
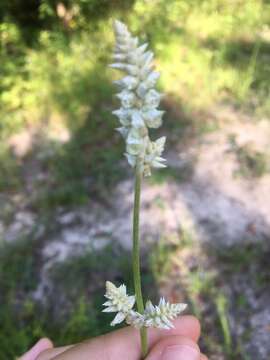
[116,127,129,138]
[131,111,145,128]
[112,109,131,126]
[114,76,139,90]
[144,89,162,108]
[145,71,160,88]
[116,90,137,108]
[143,109,164,128]
[126,129,145,155]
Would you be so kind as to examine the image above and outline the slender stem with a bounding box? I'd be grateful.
[132,161,148,358]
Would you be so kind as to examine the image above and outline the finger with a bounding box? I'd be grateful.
[50,315,200,360]
[149,316,200,345]
[37,345,74,360]
[20,338,53,360]
[146,335,200,360]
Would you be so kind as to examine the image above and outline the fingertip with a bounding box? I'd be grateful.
[183,315,201,340]
[146,335,200,360]
[38,338,54,349]
[146,315,201,352]
[169,315,201,342]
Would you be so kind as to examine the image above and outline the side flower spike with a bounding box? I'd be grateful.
[143,136,167,176]
[126,310,145,329]
[143,298,187,330]
[103,281,136,326]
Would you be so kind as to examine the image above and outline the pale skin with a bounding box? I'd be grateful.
[20,316,208,360]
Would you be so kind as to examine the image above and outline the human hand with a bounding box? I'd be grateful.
[22,316,207,360]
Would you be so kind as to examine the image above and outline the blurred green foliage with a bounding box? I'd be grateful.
[0,146,22,191]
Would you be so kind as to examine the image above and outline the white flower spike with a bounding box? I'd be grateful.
[111,20,166,176]
[143,298,187,330]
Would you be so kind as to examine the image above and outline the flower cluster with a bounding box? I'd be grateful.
[103,282,187,330]
[111,20,166,176]
[144,298,187,330]
[103,281,136,326]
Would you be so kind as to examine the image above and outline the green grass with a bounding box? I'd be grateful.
[0,145,22,192]
[149,230,270,359]
[0,235,155,359]
[215,293,232,355]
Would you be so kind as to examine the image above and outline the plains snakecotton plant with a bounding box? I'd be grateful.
[103,20,187,358]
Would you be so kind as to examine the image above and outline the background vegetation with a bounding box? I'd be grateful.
[0,0,270,359]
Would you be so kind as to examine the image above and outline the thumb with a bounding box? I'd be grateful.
[146,335,201,360]
[19,338,53,360]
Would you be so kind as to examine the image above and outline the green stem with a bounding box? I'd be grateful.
[132,161,148,358]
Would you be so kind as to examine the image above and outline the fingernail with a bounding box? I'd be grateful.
[162,345,200,360]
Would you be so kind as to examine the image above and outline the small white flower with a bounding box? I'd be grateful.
[126,129,146,155]
[136,83,149,98]
[144,89,162,109]
[112,109,131,126]
[116,127,129,139]
[138,51,154,67]
[143,137,167,176]
[135,43,149,56]
[113,53,127,61]
[143,109,164,129]
[113,20,129,37]
[125,153,137,167]
[125,64,140,76]
[114,76,139,90]
[144,298,187,330]
[126,310,145,329]
[139,61,153,79]
[116,90,137,109]
[144,71,160,88]
[103,281,136,326]
[136,73,160,98]
[110,62,127,71]
[131,111,145,129]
